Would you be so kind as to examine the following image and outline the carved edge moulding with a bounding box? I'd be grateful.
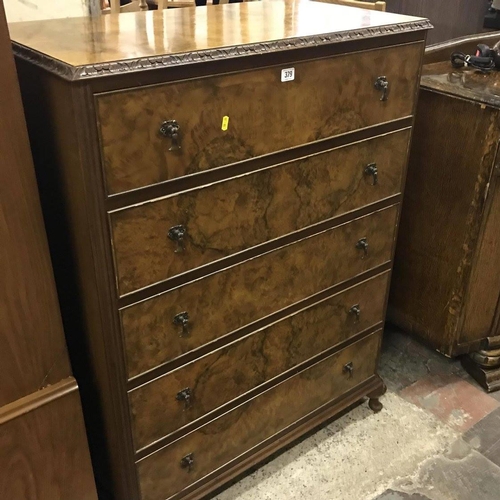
[11,19,432,81]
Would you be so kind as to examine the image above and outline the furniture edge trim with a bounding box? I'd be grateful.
[0,376,78,425]
[11,19,432,81]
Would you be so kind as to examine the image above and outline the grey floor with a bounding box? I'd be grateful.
[212,326,500,500]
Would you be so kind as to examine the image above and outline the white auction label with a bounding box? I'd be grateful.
[281,67,295,82]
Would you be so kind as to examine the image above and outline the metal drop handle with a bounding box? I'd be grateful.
[180,453,194,472]
[374,76,389,101]
[176,388,192,409]
[364,163,378,185]
[356,237,369,258]
[160,119,181,150]
[168,224,186,253]
[173,311,190,337]
[349,304,361,322]
[343,362,354,378]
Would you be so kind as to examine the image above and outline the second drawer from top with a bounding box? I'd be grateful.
[110,129,409,296]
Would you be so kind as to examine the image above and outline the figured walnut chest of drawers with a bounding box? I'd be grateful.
[10,3,430,499]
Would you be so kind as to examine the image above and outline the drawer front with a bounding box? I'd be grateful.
[129,272,389,450]
[97,43,422,194]
[121,205,397,378]
[137,331,381,500]
[111,130,409,296]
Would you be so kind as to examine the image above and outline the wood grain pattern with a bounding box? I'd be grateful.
[460,169,500,343]
[0,0,71,408]
[137,331,381,500]
[122,205,397,378]
[388,90,498,355]
[0,385,97,500]
[110,130,410,295]
[97,44,421,194]
[8,1,426,76]
[129,272,389,450]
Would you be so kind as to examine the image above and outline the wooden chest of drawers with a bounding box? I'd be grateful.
[10,2,430,499]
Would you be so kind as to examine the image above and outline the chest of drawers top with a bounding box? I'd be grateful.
[10,1,429,80]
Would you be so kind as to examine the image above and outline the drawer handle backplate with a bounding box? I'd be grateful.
[349,304,361,322]
[364,163,378,185]
[159,119,181,150]
[180,453,194,472]
[356,237,369,258]
[343,362,354,378]
[176,387,192,409]
[374,76,389,101]
[173,311,190,337]
[168,224,186,253]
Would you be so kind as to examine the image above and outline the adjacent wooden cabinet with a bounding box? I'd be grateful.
[10,3,430,499]
[0,0,97,498]
[389,33,500,392]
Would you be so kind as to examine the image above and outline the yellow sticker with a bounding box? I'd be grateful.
[221,115,229,131]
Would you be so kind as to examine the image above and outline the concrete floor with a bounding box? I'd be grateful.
[212,326,500,500]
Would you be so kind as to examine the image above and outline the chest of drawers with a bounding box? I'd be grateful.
[10,2,430,499]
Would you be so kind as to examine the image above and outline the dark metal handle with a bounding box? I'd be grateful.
[364,163,378,185]
[356,237,369,259]
[180,453,194,472]
[343,362,354,378]
[173,311,189,337]
[168,224,186,254]
[374,76,389,101]
[159,119,181,151]
[176,388,192,409]
[349,304,361,322]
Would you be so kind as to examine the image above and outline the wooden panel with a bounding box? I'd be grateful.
[111,130,410,295]
[137,331,381,500]
[0,0,71,407]
[461,170,500,343]
[386,0,485,45]
[97,43,422,194]
[0,382,97,500]
[389,91,499,355]
[122,205,397,377]
[129,272,389,450]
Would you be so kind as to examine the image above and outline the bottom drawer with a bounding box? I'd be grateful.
[137,331,382,500]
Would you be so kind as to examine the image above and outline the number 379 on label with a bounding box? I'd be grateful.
[281,67,295,82]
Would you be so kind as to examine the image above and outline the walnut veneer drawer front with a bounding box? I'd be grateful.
[97,43,421,195]
[111,130,409,296]
[130,272,389,450]
[137,331,381,500]
[121,205,397,378]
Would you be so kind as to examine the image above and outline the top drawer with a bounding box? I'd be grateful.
[96,43,422,195]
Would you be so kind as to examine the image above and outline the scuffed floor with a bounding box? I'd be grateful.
[212,326,500,500]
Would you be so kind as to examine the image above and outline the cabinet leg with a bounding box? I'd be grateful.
[367,375,387,413]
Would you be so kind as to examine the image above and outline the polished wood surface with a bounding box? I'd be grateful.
[0,0,97,497]
[317,0,386,11]
[137,331,381,500]
[98,45,420,194]
[110,130,410,294]
[389,91,498,353]
[12,4,427,497]
[129,272,389,450]
[8,1,423,69]
[460,168,500,344]
[0,0,71,407]
[389,34,500,377]
[386,0,486,45]
[0,384,97,500]
[122,205,397,378]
